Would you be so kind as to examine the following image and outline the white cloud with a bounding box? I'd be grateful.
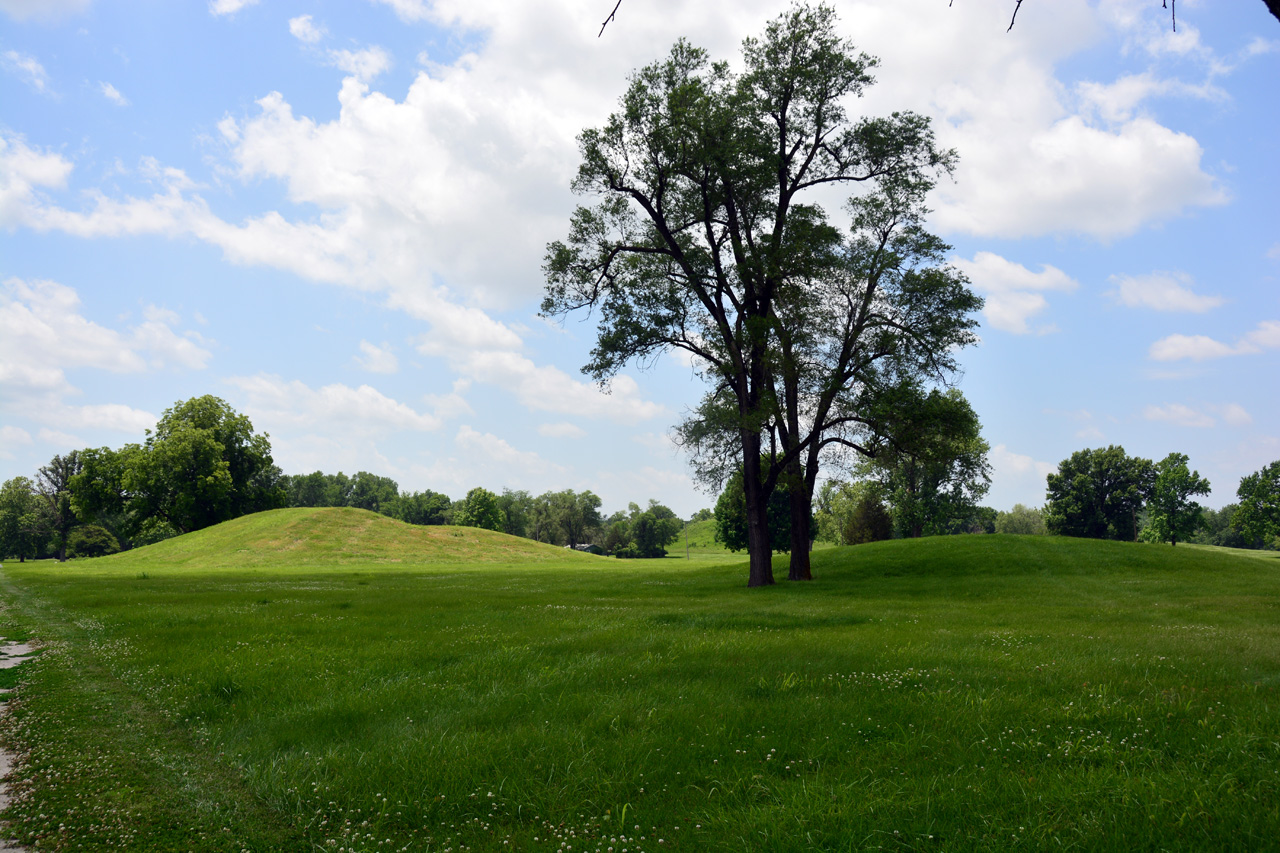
[538,422,586,439]
[454,424,565,479]
[1,134,73,227]
[1107,271,1223,313]
[208,0,257,17]
[0,278,208,424]
[354,340,398,374]
[37,427,83,448]
[2,50,51,94]
[1149,320,1280,361]
[327,47,392,83]
[1216,403,1253,427]
[367,0,431,22]
[0,0,91,22]
[289,14,326,44]
[1143,403,1215,428]
[0,425,33,457]
[226,374,443,435]
[1075,72,1225,125]
[99,81,129,106]
[423,379,474,421]
[951,251,1077,334]
[991,444,1056,480]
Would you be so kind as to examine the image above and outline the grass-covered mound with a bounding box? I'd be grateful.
[1,534,1278,851]
[95,506,600,571]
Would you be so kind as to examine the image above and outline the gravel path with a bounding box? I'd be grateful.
[0,639,34,853]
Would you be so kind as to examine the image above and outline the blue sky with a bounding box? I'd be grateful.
[2,0,1277,518]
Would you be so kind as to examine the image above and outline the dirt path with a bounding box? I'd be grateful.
[0,639,35,853]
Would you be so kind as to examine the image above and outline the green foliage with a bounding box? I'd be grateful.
[36,451,82,560]
[543,3,972,585]
[845,494,894,544]
[345,471,399,513]
[714,464,795,553]
[70,396,286,537]
[1144,453,1211,547]
[455,487,502,532]
[282,471,352,507]
[1044,446,1155,541]
[996,503,1048,535]
[1233,460,1280,547]
[384,489,452,526]
[66,524,121,559]
[0,476,45,562]
[609,500,682,558]
[864,387,991,538]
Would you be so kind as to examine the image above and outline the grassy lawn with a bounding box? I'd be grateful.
[1,508,1278,851]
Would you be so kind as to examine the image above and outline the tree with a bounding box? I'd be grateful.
[1233,460,1280,547]
[497,489,533,538]
[346,471,399,513]
[1044,446,1155,542]
[996,503,1047,535]
[71,396,286,536]
[284,471,352,507]
[36,451,82,561]
[545,489,603,547]
[861,388,991,539]
[613,500,683,557]
[67,525,121,559]
[386,489,452,525]
[455,487,503,532]
[0,477,44,562]
[1144,453,1210,546]
[545,4,969,585]
[714,462,797,553]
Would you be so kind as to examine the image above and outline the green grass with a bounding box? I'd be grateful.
[1,510,1278,852]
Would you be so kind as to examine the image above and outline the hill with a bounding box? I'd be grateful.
[99,507,601,571]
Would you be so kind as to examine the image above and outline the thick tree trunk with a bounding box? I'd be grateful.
[787,457,812,580]
[742,433,775,587]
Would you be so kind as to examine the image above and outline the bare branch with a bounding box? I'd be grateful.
[599,0,623,37]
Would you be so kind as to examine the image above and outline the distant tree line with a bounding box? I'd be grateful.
[0,396,692,562]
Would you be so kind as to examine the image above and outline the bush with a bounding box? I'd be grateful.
[67,525,121,559]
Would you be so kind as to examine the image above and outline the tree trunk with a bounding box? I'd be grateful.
[742,433,775,587]
[787,456,812,580]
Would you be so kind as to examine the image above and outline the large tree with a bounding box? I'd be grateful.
[859,387,991,539]
[71,396,286,536]
[0,476,44,562]
[1044,446,1155,542]
[36,451,82,561]
[1144,452,1210,547]
[545,3,967,585]
[1232,460,1280,547]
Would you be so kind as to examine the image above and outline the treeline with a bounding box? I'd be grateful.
[0,395,691,562]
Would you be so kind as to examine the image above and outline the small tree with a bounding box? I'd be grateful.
[1144,453,1211,547]
[67,525,121,559]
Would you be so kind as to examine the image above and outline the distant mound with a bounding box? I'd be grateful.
[106,507,600,571]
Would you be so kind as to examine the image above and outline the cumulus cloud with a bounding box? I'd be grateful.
[454,424,565,479]
[1107,271,1223,313]
[0,425,33,458]
[951,251,1077,334]
[0,134,73,226]
[327,47,391,83]
[0,278,210,427]
[289,14,326,44]
[226,374,442,435]
[2,50,51,94]
[1149,320,1280,361]
[1143,403,1215,428]
[99,81,129,106]
[208,0,257,17]
[354,340,398,374]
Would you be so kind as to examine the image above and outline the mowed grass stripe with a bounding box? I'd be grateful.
[1,509,1278,852]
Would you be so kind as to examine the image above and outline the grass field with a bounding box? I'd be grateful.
[1,507,1277,851]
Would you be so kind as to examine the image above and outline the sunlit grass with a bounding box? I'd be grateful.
[1,513,1278,851]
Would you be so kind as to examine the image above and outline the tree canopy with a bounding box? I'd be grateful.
[1233,460,1280,547]
[545,3,978,585]
[1044,446,1155,542]
[1143,452,1210,547]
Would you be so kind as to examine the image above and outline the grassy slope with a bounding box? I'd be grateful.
[1,517,1279,852]
[101,507,604,571]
